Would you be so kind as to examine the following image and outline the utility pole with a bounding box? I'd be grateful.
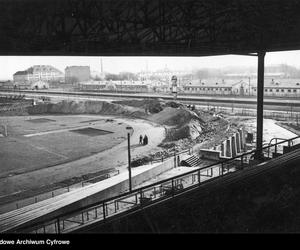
[127,133,132,192]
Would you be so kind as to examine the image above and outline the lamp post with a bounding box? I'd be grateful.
[127,130,132,192]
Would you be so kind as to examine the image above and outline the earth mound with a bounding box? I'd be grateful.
[148,107,200,127]
[27,100,147,118]
[113,98,164,114]
[147,106,205,142]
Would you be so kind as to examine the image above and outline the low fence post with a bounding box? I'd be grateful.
[241,155,244,169]
[140,189,143,201]
[221,162,224,176]
[81,212,84,224]
[171,179,174,196]
[57,218,61,234]
[102,203,106,220]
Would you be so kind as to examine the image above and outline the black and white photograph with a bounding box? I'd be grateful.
[0,0,300,238]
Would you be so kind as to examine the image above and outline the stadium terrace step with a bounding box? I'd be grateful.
[180,155,201,167]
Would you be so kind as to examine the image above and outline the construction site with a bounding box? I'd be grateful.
[0,92,300,233]
[0,97,236,204]
[1,0,300,235]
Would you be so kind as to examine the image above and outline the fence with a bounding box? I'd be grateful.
[150,148,192,164]
[13,135,299,234]
[0,170,119,215]
[201,105,300,122]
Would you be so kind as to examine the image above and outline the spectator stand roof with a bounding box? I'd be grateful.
[1,0,300,56]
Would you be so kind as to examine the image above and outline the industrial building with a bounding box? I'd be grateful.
[182,78,300,98]
[13,65,64,86]
[65,66,90,84]
[79,80,150,92]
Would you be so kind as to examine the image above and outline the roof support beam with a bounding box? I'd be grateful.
[232,53,258,56]
[254,51,266,160]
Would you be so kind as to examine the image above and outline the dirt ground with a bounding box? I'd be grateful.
[0,114,165,201]
[0,115,131,177]
[0,98,234,205]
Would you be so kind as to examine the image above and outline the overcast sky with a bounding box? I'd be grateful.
[0,50,300,80]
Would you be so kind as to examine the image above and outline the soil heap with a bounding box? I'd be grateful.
[27,100,147,118]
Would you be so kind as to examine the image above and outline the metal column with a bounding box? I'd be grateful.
[254,51,266,160]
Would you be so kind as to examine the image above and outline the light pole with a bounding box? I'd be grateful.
[127,131,132,192]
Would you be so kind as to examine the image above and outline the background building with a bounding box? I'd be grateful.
[13,65,64,84]
[65,66,90,84]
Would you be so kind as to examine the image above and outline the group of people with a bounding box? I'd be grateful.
[139,135,148,145]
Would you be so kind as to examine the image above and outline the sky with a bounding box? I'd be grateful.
[0,50,300,80]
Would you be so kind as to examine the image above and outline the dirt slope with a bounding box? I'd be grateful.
[27,100,147,118]
[148,107,199,127]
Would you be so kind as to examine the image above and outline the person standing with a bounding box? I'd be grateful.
[139,135,143,145]
[143,135,147,145]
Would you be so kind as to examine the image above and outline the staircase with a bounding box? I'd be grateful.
[180,155,200,167]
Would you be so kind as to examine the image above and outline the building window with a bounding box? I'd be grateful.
[293,89,297,92]
[288,89,291,92]
[276,89,279,92]
[281,89,284,92]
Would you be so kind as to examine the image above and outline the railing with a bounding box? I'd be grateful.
[150,148,192,164]
[0,170,120,215]
[266,137,295,158]
[9,135,300,234]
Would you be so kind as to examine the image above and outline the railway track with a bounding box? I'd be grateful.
[1,89,300,107]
